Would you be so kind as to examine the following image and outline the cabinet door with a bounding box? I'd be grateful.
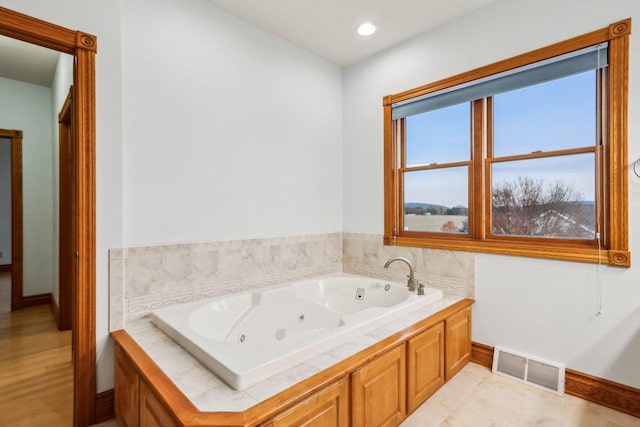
[352,345,406,427]
[263,378,349,427]
[445,306,472,381]
[139,380,179,427]
[115,347,139,427]
[407,322,445,413]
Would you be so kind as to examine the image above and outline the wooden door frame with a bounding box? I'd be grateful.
[0,7,97,427]
[58,89,73,331]
[0,129,22,311]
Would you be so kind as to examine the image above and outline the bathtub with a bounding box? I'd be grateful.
[150,274,443,390]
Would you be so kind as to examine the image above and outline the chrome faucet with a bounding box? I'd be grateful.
[383,257,420,292]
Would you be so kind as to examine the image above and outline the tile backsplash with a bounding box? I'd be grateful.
[109,233,475,331]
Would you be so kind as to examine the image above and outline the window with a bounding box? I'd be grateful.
[383,19,631,267]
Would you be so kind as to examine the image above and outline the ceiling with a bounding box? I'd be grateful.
[0,35,60,87]
[210,0,495,66]
[0,1,495,85]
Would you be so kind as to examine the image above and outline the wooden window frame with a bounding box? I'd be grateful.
[383,19,631,267]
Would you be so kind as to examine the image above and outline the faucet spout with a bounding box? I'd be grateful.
[383,257,419,291]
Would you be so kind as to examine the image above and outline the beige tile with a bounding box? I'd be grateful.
[401,363,639,427]
[402,399,450,427]
[563,396,640,427]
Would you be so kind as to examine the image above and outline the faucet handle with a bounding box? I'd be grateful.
[417,283,425,296]
[407,277,419,292]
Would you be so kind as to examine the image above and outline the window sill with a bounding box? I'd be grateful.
[384,235,631,267]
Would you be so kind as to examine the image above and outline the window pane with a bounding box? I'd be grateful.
[493,71,596,157]
[403,167,469,234]
[406,102,470,166]
[491,153,595,239]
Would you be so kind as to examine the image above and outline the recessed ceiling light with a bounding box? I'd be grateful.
[357,23,376,36]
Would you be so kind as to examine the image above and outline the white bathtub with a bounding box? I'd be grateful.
[150,274,442,390]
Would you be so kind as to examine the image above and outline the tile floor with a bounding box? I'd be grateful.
[93,363,639,426]
[401,363,640,427]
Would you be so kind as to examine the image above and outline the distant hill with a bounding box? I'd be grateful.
[404,202,448,210]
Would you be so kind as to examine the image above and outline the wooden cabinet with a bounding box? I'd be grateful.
[407,322,445,413]
[113,301,474,427]
[262,378,349,427]
[115,346,139,427]
[351,345,406,427]
[445,306,472,381]
[139,380,179,427]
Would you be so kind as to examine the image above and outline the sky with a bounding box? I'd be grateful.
[403,70,597,208]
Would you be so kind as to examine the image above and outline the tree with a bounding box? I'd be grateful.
[492,177,594,239]
[440,221,459,233]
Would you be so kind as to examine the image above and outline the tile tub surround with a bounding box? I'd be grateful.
[109,233,343,330]
[109,233,475,331]
[123,295,465,412]
[342,233,476,298]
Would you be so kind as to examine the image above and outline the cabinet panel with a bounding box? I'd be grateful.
[352,345,406,427]
[115,347,139,427]
[264,378,349,427]
[445,306,472,381]
[407,322,445,413]
[140,380,179,427]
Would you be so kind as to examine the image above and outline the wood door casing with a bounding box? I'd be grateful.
[0,130,23,312]
[58,88,73,331]
[0,6,98,426]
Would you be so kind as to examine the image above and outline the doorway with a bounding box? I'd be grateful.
[0,6,97,427]
[0,129,22,313]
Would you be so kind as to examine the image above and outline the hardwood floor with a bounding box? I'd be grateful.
[0,271,11,313]
[0,304,73,426]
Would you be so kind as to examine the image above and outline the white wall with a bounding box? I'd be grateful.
[0,137,10,264]
[50,53,74,306]
[0,76,54,296]
[3,0,638,397]
[343,0,640,388]
[121,0,343,246]
[0,0,124,391]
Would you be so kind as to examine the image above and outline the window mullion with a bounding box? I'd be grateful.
[471,98,487,240]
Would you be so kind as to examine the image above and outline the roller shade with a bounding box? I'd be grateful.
[392,43,608,120]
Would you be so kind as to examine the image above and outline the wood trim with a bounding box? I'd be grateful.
[95,389,115,423]
[51,295,60,323]
[566,369,640,418]
[471,342,640,419]
[113,299,475,426]
[383,19,632,268]
[7,130,23,311]
[58,88,73,332]
[470,341,494,369]
[22,292,52,308]
[0,6,98,427]
[0,264,10,273]
[605,19,631,267]
[383,102,395,245]
[472,99,485,240]
[74,33,97,427]
[395,235,610,265]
